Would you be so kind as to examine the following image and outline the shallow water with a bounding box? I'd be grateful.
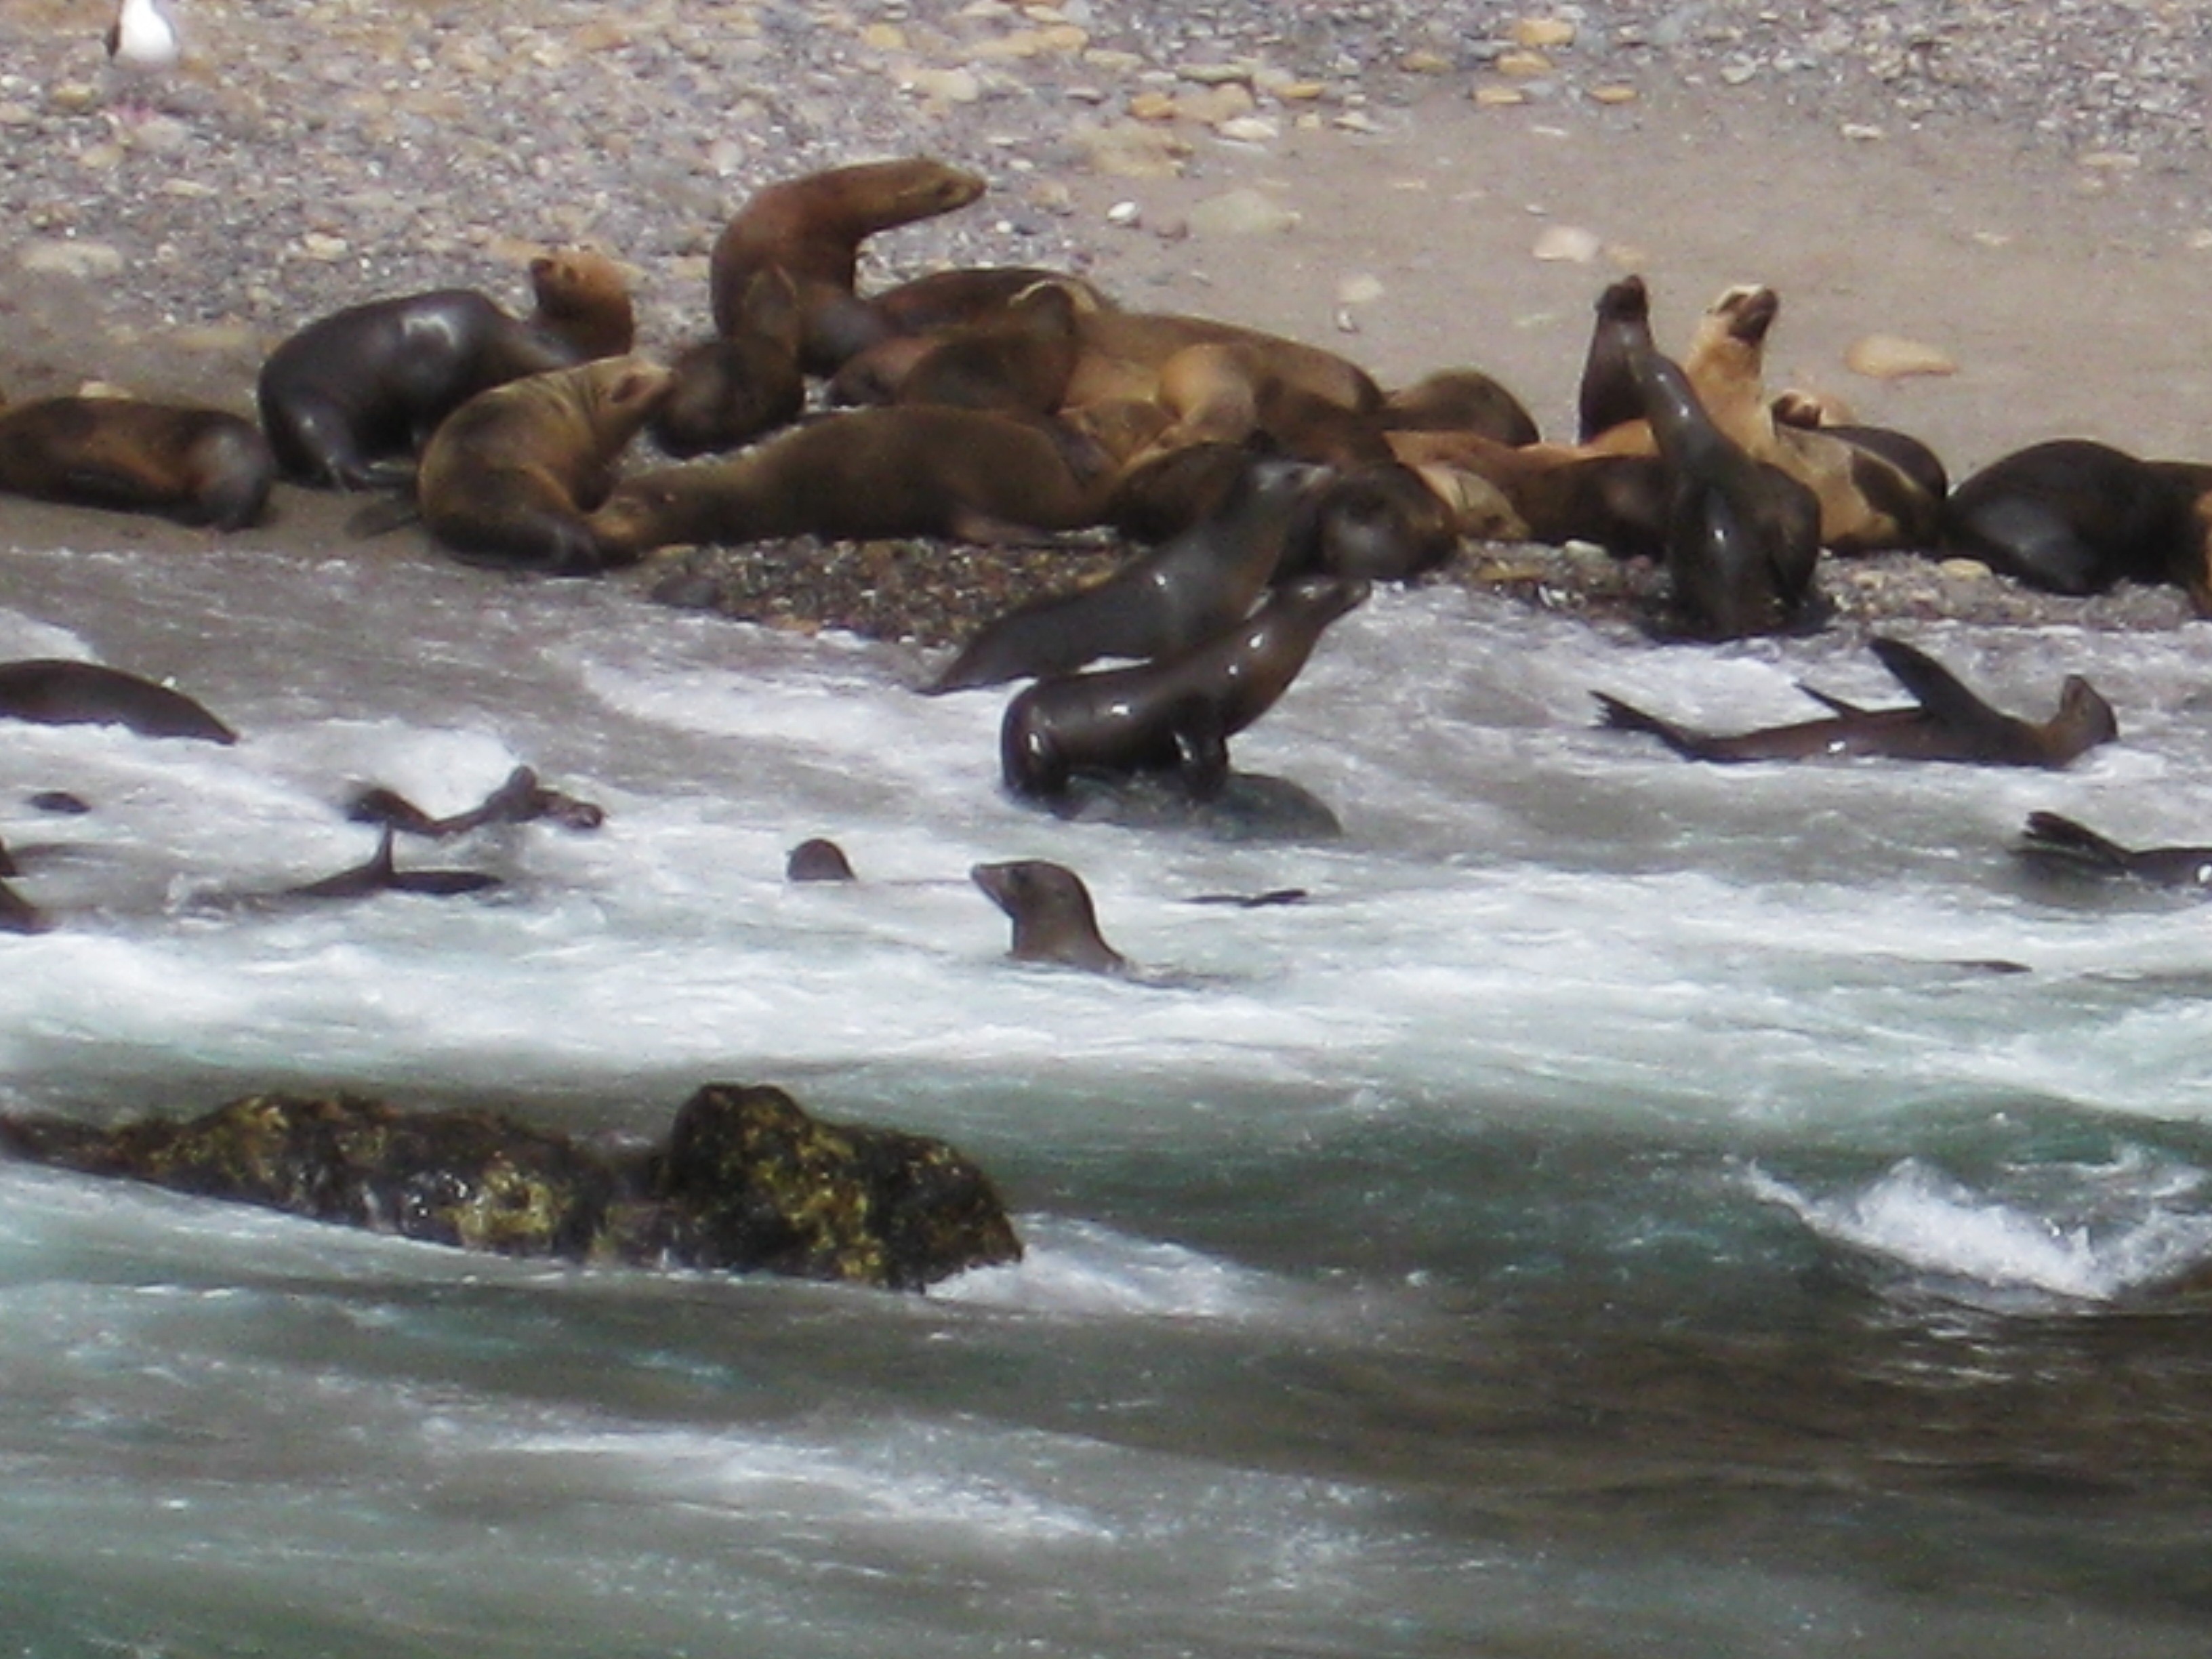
[3,541,2211,1656]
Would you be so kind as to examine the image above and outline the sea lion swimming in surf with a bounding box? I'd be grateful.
[926,454,1324,694]
[786,838,858,882]
[1595,635,2118,768]
[417,355,674,574]
[257,288,581,489]
[1000,574,1369,805]
[708,157,988,372]
[0,659,235,743]
[2013,813,2212,888]
[284,827,501,901]
[346,766,605,837]
[970,859,1128,975]
[0,396,274,531]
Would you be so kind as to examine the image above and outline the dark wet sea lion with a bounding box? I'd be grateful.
[786,838,858,882]
[1575,273,1652,443]
[2013,813,2212,888]
[648,270,806,459]
[970,859,1128,975]
[347,766,604,837]
[0,659,235,743]
[526,247,635,359]
[0,396,274,531]
[1382,367,1540,449]
[590,406,1113,560]
[1601,279,1822,638]
[286,827,501,899]
[257,289,579,489]
[1000,574,1368,803]
[928,455,1323,694]
[708,157,987,371]
[1943,440,2212,605]
[1595,635,2118,767]
[418,356,674,573]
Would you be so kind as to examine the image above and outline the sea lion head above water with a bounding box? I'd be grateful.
[970,859,1128,975]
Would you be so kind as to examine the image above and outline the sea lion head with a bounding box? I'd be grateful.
[1708,283,1780,348]
[970,859,1127,975]
[1593,274,1650,325]
[1291,462,1462,580]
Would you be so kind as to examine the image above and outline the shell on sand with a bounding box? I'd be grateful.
[1845,333,1959,381]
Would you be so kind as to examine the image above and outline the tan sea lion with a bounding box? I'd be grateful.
[970,859,1128,975]
[708,157,987,371]
[527,247,636,359]
[0,396,274,531]
[1382,367,1540,448]
[417,354,674,574]
[886,280,1085,417]
[257,289,579,489]
[1061,308,1382,421]
[589,406,1114,560]
[1595,636,2118,767]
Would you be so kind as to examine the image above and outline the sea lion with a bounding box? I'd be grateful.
[649,269,806,459]
[1133,340,1393,470]
[0,396,274,531]
[1942,439,2212,607]
[1597,278,1823,638]
[417,354,674,573]
[589,406,1113,561]
[1061,308,1382,424]
[286,827,501,900]
[346,765,604,836]
[708,157,988,371]
[970,859,1128,975]
[927,454,1324,694]
[1595,635,2118,767]
[1278,461,1463,581]
[0,838,50,935]
[0,659,235,742]
[871,266,1115,335]
[1000,574,1369,804]
[1576,273,1654,444]
[786,838,857,882]
[526,247,636,359]
[257,289,578,489]
[2013,812,2212,887]
[1382,368,1540,449]
[1387,430,1664,557]
[884,279,1085,417]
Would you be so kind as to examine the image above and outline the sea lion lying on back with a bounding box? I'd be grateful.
[1595,635,2118,767]
[708,157,987,372]
[589,405,1115,560]
[258,289,579,489]
[0,396,274,531]
[417,355,674,574]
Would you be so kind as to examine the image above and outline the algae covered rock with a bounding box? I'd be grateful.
[0,1083,1021,1291]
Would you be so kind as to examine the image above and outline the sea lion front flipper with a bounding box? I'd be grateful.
[1168,698,1232,799]
[1794,684,1875,718]
[1866,636,2013,743]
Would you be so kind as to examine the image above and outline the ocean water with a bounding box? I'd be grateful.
[3,540,2211,1656]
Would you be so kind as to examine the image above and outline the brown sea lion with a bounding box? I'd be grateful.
[970,859,1128,975]
[1599,278,1824,639]
[871,266,1115,335]
[1387,428,1659,557]
[0,396,274,531]
[346,765,604,836]
[1279,461,1465,581]
[418,355,674,574]
[708,157,987,371]
[0,659,235,742]
[649,269,806,459]
[886,280,1085,417]
[2013,813,2212,888]
[1942,439,2212,608]
[1595,635,2118,767]
[1062,308,1381,421]
[527,247,636,359]
[257,289,578,489]
[928,455,1324,693]
[1000,574,1369,803]
[589,406,1113,561]
[1382,367,1540,449]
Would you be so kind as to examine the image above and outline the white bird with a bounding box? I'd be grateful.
[104,0,181,120]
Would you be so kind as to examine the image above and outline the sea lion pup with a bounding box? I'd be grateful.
[1000,574,1370,804]
[525,247,636,359]
[285,827,502,900]
[786,838,858,882]
[1131,340,1395,472]
[884,279,1086,418]
[417,354,674,574]
[1387,428,1660,557]
[347,765,605,836]
[1380,368,1540,449]
[0,396,274,531]
[588,406,1115,560]
[1943,439,2212,608]
[927,454,1325,694]
[258,289,579,489]
[1598,277,1822,639]
[970,859,1128,975]
[0,659,236,742]
[2013,813,2212,888]
[708,157,988,372]
[1595,634,2118,768]
[1276,461,1465,581]
[649,269,806,459]
[826,268,1118,405]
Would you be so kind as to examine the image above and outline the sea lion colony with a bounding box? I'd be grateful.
[0,154,2198,1281]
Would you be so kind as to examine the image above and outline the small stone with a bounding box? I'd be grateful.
[1214,115,1279,144]
[1531,224,1602,263]
[2078,150,2139,170]
[1495,49,1553,77]
[1269,77,1327,101]
[299,231,352,262]
[1334,307,1359,334]
[1844,334,1959,381]
[1179,62,1252,86]
[1333,108,1382,131]
[1473,85,1528,108]
[1105,199,1142,226]
[1336,272,1385,306]
[861,22,907,49]
[1841,122,1884,141]
[1938,558,1993,581]
[1187,186,1298,237]
[1587,84,1638,104]
[47,82,100,115]
[18,238,125,281]
[1177,83,1254,125]
[1128,89,1179,121]
[2188,229,2212,251]
[903,66,981,102]
[1074,120,1191,177]
[1511,18,1577,48]
[1401,49,1453,73]
[0,101,35,126]
[1719,62,1757,85]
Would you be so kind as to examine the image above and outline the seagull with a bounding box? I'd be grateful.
[104,0,181,121]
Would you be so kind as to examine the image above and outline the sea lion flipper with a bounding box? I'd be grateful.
[1592,691,1706,760]
[1867,636,2011,739]
[2015,811,2133,874]
[1794,684,1872,718]
[347,785,442,835]
[1168,698,1231,798]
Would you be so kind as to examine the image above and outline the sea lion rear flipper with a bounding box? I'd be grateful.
[1591,691,1708,761]
[1866,636,2012,743]
[2015,811,2133,876]
[1794,684,1873,718]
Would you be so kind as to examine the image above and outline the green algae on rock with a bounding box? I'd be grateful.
[0,1084,1021,1292]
